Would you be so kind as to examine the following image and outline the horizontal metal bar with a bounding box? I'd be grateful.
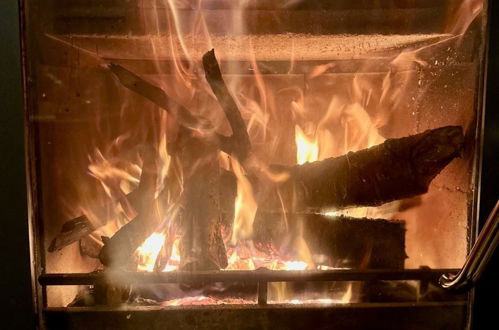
[39,269,458,286]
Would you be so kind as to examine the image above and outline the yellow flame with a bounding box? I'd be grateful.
[295,125,319,165]
[136,232,166,272]
[231,157,258,245]
[162,237,181,272]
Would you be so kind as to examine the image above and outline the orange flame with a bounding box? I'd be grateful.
[230,157,258,245]
[136,232,166,272]
[295,125,319,165]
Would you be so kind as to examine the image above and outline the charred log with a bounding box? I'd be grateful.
[108,63,231,153]
[303,214,407,269]
[202,49,251,161]
[99,147,160,268]
[49,216,95,252]
[174,133,228,271]
[108,63,202,130]
[253,212,406,269]
[260,125,464,212]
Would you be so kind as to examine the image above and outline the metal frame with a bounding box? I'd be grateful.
[39,268,458,306]
[17,1,491,328]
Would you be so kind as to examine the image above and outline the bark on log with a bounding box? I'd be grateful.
[259,125,464,213]
[173,130,229,271]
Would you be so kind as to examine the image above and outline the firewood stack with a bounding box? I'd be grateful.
[48,49,465,272]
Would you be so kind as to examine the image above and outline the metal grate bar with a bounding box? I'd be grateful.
[39,268,457,286]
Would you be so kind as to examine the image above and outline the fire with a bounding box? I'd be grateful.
[295,125,319,165]
[52,0,484,309]
[136,232,166,272]
[162,238,181,272]
[230,157,258,245]
[282,261,308,271]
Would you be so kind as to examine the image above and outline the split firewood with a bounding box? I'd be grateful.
[172,126,229,270]
[302,214,407,269]
[49,216,96,252]
[49,189,142,252]
[49,175,236,254]
[202,49,251,161]
[252,212,406,268]
[177,161,228,270]
[257,125,464,213]
[79,234,103,259]
[108,63,202,130]
[108,63,231,154]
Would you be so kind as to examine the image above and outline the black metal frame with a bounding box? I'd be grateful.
[38,268,457,306]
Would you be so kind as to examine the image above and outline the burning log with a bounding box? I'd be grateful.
[108,63,203,131]
[303,215,407,269]
[108,63,232,154]
[99,147,160,268]
[170,48,255,271]
[259,125,464,212]
[49,216,95,252]
[177,162,228,270]
[49,189,144,252]
[202,49,251,161]
[172,128,229,271]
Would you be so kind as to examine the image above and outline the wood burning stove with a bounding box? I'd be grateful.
[19,1,494,329]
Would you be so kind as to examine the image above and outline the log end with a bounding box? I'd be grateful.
[412,125,464,181]
[202,49,223,83]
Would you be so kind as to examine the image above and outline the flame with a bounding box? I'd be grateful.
[230,157,258,245]
[295,125,319,165]
[162,237,181,272]
[282,261,308,271]
[136,232,166,272]
[53,0,483,308]
[341,283,353,303]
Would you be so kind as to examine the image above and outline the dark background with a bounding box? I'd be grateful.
[0,1,497,329]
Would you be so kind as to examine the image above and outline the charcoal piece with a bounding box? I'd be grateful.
[202,49,251,161]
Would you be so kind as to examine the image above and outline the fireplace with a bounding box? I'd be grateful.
[20,1,490,329]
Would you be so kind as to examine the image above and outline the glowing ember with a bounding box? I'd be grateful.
[282,261,308,271]
[161,296,255,306]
